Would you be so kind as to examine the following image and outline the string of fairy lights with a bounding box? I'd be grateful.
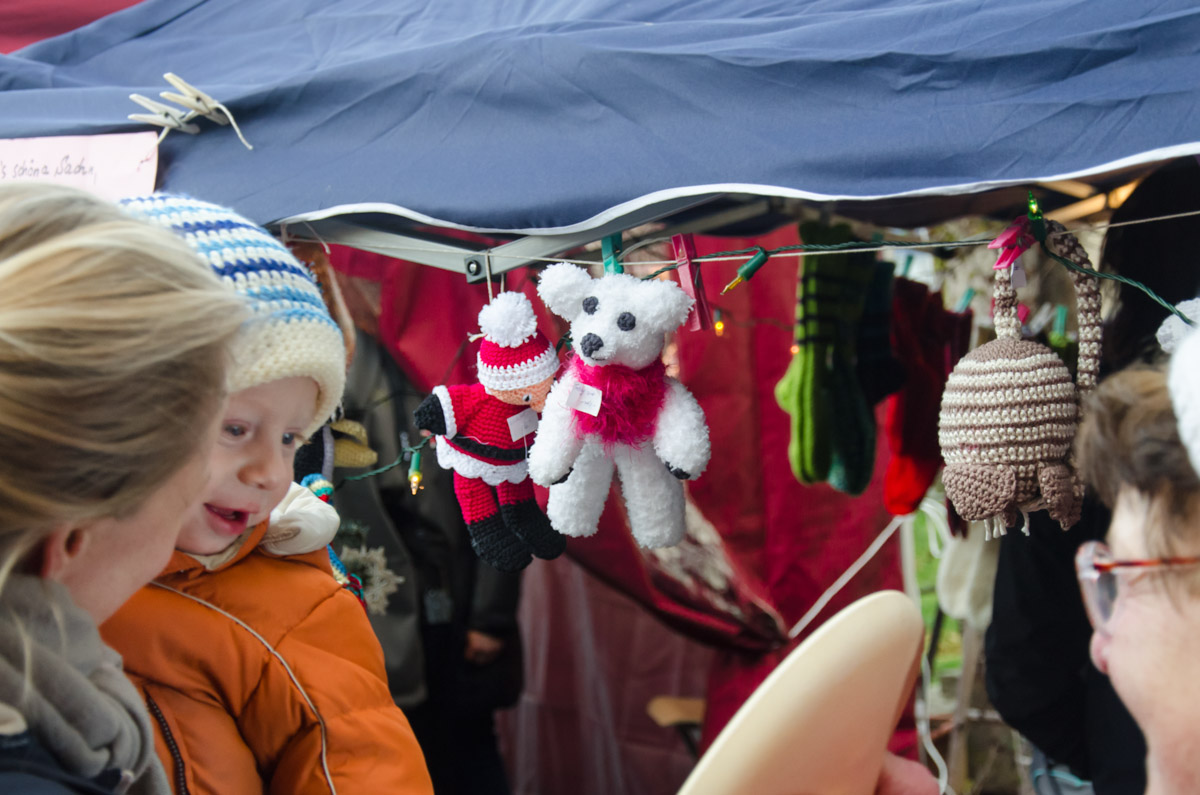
[332,196,1199,493]
[326,206,1200,276]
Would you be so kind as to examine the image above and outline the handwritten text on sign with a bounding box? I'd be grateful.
[0,132,158,200]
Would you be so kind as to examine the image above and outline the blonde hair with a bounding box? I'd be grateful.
[0,183,247,584]
[1076,365,1200,558]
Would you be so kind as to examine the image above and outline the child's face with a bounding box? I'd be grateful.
[176,377,318,556]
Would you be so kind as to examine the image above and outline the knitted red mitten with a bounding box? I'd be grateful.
[883,281,949,515]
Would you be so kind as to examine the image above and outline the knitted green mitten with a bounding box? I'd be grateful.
[776,223,874,488]
[776,227,838,484]
[775,348,821,482]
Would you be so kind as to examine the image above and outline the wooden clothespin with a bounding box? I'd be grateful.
[671,234,712,331]
[129,73,254,150]
[128,93,201,135]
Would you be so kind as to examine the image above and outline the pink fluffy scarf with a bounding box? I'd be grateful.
[570,355,667,446]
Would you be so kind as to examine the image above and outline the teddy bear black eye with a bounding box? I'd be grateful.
[583,296,598,315]
[617,312,636,331]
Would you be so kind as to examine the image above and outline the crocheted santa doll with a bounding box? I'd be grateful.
[414,292,565,571]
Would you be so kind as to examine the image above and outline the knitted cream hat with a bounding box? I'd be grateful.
[476,292,559,391]
[939,220,1102,535]
[121,194,345,438]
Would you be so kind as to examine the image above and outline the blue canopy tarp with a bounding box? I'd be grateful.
[2,0,1199,238]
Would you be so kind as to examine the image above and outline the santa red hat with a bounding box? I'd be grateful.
[477,292,559,391]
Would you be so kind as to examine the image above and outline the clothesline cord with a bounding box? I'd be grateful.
[299,207,1200,270]
[312,236,992,267]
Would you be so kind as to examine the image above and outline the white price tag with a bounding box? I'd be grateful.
[565,383,603,417]
[507,408,539,441]
[1010,262,1027,289]
[1027,302,1055,335]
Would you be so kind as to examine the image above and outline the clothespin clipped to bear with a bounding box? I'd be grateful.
[129,73,254,150]
[602,233,624,275]
[671,234,712,331]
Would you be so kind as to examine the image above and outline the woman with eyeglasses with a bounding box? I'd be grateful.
[1073,338,1200,795]
[986,159,1200,795]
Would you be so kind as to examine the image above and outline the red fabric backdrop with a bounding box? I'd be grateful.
[676,229,906,747]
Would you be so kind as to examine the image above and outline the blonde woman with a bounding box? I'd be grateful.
[1074,349,1200,794]
[0,183,245,793]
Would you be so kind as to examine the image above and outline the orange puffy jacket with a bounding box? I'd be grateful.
[102,522,433,795]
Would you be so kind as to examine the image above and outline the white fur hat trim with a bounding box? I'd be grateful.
[477,345,559,392]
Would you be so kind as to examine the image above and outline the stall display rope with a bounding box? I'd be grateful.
[344,208,1200,269]
[339,208,1200,319]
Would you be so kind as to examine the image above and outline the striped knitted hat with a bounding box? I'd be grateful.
[476,292,559,391]
[121,194,345,438]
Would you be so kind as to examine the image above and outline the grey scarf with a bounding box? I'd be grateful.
[0,574,169,794]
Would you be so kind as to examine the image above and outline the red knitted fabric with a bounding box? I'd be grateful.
[454,472,499,523]
[883,281,943,514]
[445,383,535,453]
[453,471,535,522]
[497,479,535,506]
[570,357,667,446]
[883,280,972,515]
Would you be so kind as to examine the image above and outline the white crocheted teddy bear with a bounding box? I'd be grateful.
[528,263,711,548]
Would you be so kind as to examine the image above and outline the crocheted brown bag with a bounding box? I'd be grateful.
[938,221,1102,535]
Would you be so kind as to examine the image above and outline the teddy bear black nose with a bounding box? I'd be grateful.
[580,333,604,357]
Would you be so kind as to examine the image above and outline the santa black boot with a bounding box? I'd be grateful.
[467,512,534,572]
[501,500,566,560]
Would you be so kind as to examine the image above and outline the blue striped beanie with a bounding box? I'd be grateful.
[121,194,345,438]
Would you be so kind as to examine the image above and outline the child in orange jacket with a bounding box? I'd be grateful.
[102,195,433,795]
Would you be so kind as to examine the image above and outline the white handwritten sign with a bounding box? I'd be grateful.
[0,132,158,200]
[564,383,603,417]
[507,408,539,441]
